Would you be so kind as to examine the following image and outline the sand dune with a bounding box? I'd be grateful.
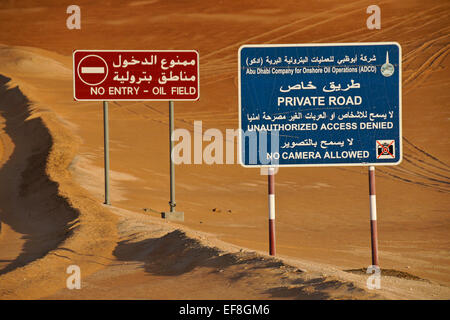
[0,0,449,299]
[0,71,381,300]
[0,69,118,299]
[46,206,384,300]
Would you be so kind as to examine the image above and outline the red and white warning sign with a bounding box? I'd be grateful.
[73,50,199,101]
[77,55,109,86]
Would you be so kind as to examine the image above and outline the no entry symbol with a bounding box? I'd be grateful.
[77,55,108,86]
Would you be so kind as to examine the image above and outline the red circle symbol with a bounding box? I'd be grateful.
[77,55,108,86]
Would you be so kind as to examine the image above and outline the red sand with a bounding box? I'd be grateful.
[0,0,448,299]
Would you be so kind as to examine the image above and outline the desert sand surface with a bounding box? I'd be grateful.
[0,0,449,299]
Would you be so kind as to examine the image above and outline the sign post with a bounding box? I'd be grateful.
[169,100,175,212]
[368,166,379,266]
[163,100,184,221]
[103,101,110,205]
[73,50,199,219]
[268,167,276,256]
[238,43,402,260]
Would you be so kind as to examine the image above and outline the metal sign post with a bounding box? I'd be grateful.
[169,100,176,212]
[368,166,379,266]
[268,167,276,256]
[162,100,184,221]
[103,101,110,205]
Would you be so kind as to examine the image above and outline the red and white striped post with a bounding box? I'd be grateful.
[368,166,379,266]
[268,167,276,256]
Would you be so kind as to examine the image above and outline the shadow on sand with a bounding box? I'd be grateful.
[113,228,373,299]
[0,74,78,275]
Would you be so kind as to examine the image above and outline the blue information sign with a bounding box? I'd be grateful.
[238,43,402,167]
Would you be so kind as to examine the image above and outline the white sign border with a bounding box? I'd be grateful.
[73,49,200,102]
[237,42,403,168]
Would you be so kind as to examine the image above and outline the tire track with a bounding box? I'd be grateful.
[200,0,372,62]
[402,156,450,180]
[404,44,449,87]
[200,2,449,86]
[404,137,450,170]
[380,138,450,193]
[389,165,450,186]
[199,0,379,85]
[404,151,450,173]
[377,168,449,193]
